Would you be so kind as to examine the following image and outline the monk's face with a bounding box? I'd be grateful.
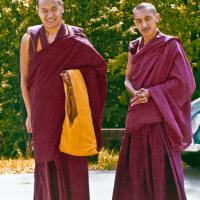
[37,0,64,30]
[134,8,160,40]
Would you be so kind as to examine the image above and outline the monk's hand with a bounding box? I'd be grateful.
[130,90,142,106]
[26,115,32,133]
[60,70,71,84]
[130,88,150,107]
[140,88,150,100]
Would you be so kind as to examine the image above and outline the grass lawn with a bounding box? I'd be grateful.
[0,148,119,174]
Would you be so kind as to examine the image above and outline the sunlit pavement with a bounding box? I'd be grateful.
[0,168,199,200]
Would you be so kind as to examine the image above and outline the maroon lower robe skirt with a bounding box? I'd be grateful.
[33,152,89,200]
[112,122,186,200]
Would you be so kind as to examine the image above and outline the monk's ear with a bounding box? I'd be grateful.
[155,13,160,23]
[36,5,39,15]
[60,2,64,13]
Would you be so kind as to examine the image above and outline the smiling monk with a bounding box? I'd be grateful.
[20,0,106,199]
[112,2,196,200]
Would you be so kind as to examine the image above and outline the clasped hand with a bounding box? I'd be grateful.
[130,88,150,107]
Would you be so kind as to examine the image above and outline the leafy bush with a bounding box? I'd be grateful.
[0,0,199,157]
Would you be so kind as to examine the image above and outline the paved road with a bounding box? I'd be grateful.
[0,167,199,200]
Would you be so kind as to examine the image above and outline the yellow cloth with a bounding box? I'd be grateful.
[59,69,98,156]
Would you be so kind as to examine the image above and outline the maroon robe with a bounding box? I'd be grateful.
[112,32,195,200]
[27,23,107,200]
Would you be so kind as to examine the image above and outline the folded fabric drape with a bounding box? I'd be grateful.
[59,69,98,156]
[61,70,78,124]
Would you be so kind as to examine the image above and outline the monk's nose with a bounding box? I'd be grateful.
[46,11,54,19]
[142,21,148,28]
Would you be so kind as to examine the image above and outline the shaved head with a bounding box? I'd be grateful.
[132,2,157,17]
[36,0,64,30]
[37,0,63,7]
[132,2,160,44]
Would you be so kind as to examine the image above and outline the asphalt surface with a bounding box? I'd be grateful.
[0,167,199,200]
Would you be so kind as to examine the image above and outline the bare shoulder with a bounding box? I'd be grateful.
[21,32,31,49]
[20,32,31,66]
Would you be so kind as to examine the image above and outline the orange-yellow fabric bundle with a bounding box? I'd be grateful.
[59,69,98,156]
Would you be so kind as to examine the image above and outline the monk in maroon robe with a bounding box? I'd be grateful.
[20,0,106,199]
[112,3,195,200]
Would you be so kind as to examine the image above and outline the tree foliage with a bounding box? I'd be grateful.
[0,0,199,157]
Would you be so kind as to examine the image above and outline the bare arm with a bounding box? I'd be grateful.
[124,52,137,96]
[20,33,32,132]
[125,52,150,106]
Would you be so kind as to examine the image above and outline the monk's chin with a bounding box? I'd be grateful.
[141,29,152,35]
[44,21,61,29]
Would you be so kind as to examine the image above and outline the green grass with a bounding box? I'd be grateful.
[0,159,34,174]
[89,148,119,170]
[0,148,119,174]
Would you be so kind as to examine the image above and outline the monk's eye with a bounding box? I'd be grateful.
[51,7,58,12]
[41,9,48,14]
[135,20,142,24]
[146,17,152,22]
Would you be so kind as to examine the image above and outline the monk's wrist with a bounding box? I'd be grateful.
[132,90,137,97]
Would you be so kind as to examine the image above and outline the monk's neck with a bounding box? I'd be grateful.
[44,21,63,36]
[143,30,158,45]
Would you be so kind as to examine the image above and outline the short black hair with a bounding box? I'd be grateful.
[132,2,157,16]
